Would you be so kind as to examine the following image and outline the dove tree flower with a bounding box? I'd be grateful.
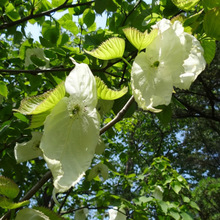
[131,18,206,112]
[39,59,100,193]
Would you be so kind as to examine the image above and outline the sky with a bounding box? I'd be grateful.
[26,0,152,41]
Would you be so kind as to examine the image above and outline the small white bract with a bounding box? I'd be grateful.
[109,208,126,220]
[131,18,206,112]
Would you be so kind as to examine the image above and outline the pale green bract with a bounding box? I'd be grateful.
[15,208,49,220]
[40,60,100,193]
[25,48,49,68]
[109,208,126,220]
[74,208,89,220]
[87,163,108,181]
[85,37,125,60]
[14,132,43,163]
[131,19,206,112]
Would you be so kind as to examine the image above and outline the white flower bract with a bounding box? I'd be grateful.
[131,18,206,112]
[40,60,100,193]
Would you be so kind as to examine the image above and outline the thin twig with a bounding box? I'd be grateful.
[100,95,135,135]
[0,68,72,75]
[0,1,95,30]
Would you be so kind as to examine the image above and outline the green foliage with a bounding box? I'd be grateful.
[0,176,29,209]
[0,0,219,219]
[96,77,128,100]
[192,178,220,220]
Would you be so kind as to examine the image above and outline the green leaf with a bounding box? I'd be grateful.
[0,176,19,199]
[182,196,190,203]
[180,212,194,220]
[171,181,182,194]
[0,81,8,98]
[30,55,47,67]
[203,7,220,40]
[168,210,180,220]
[171,0,200,10]
[123,28,158,51]
[83,9,95,28]
[28,110,51,129]
[42,21,60,45]
[5,3,21,21]
[13,112,29,123]
[0,197,29,209]
[158,200,168,214]
[51,0,67,7]
[202,0,220,10]
[94,0,106,14]
[96,99,114,116]
[58,14,79,35]
[189,201,200,211]
[14,82,65,115]
[96,77,128,100]
[85,37,125,60]
[156,104,172,125]
[15,208,49,220]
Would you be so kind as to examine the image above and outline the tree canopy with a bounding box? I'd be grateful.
[0,0,220,219]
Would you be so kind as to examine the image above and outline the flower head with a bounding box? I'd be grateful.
[131,18,206,112]
[40,59,100,193]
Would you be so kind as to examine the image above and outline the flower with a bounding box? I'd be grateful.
[131,18,206,112]
[40,59,100,193]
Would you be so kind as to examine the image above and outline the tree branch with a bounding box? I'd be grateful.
[100,95,135,135]
[0,1,95,30]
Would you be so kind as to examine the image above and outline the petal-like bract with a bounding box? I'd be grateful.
[40,62,100,193]
[131,19,206,112]
[65,62,97,108]
[14,132,43,163]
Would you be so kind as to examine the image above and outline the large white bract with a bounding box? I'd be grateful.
[40,60,100,193]
[131,18,206,112]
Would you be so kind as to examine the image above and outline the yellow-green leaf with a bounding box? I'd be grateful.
[123,27,158,51]
[203,7,220,40]
[85,37,125,60]
[96,77,128,100]
[28,110,51,129]
[0,176,19,199]
[0,196,29,209]
[171,0,200,10]
[0,81,8,98]
[14,82,65,115]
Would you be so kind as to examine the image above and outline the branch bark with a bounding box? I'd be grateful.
[100,95,135,134]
